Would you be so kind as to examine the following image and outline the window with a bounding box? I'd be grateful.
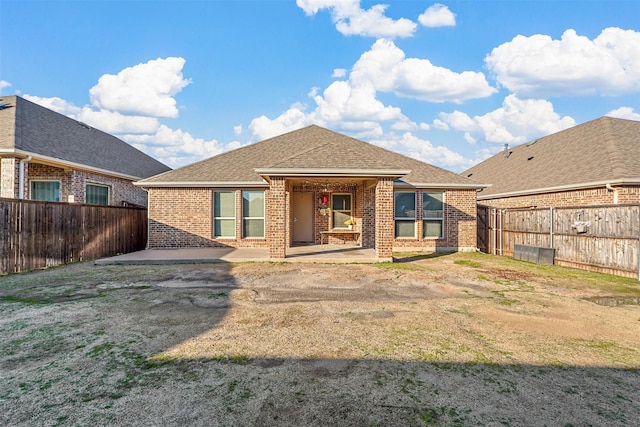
[331,193,352,229]
[213,191,236,238]
[30,181,60,202]
[423,191,444,238]
[394,191,416,238]
[86,184,110,205]
[242,191,265,238]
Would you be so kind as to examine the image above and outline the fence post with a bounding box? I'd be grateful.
[499,209,503,256]
[550,207,554,248]
[492,208,497,255]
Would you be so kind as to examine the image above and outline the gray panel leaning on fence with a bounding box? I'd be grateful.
[478,204,640,279]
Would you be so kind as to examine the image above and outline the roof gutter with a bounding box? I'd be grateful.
[395,181,491,190]
[0,148,145,181]
[477,178,640,200]
[134,181,269,188]
[254,168,412,181]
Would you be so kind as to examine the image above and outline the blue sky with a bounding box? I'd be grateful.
[2,0,639,171]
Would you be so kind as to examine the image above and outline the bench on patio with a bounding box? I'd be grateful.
[320,229,361,246]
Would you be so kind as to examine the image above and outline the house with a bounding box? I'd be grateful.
[463,117,640,209]
[136,125,487,261]
[0,95,170,206]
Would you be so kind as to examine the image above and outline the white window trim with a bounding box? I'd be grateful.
[394,191,417,239]
[242,190,265,239]
[422,191,445,239]
[29,179,61,202]
[331,193,352,229]
[85,183,111,206]
[213,190,236,239]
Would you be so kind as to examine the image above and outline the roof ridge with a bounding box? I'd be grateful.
[601,117,627,178]
[268,140,333,167]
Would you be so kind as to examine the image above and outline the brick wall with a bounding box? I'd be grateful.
[145,182,480,256]
[268,178,287,258]
[25,162,148,206]
[147,187,270,249]
[392,189,477,252]
[375,178,394,260]
[479,186,640,209]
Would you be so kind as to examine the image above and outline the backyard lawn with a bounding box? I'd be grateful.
[1,252,639,426]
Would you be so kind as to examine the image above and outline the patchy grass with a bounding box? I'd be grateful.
[2,257,639,426]
[453,259,482,268]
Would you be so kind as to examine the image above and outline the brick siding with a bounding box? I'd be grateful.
[145,180,479,257]
[1,159,147,206]
[375,178,394,260]
[147,187,270,249]
[392,188,478,252]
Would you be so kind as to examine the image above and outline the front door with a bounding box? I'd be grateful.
[292,192,314,243]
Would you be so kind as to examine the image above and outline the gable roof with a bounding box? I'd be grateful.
[0,96,170,180]
[137,125,485,189]
[463,116,640,200]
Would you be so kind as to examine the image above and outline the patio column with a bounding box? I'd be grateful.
[375,177,394,262]
[1,157,19,198]
[268,177,287,260]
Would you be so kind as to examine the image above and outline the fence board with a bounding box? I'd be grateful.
[0,198,147,274]
[479,204,640,279]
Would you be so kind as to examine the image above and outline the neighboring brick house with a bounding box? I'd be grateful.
[463,117,640,208]
[136,125,487,261]
[0,95,170,206]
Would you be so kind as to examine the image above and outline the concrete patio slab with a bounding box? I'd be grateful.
[95,245,380,265]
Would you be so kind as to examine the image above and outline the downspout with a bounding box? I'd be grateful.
[606,183,618,204]
[18,156,32,199]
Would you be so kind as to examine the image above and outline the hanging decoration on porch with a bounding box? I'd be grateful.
[318,194,331,215]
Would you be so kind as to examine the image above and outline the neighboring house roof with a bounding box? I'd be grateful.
[463,116,640,200]
[0,95,170,180]
[137,125,486,189]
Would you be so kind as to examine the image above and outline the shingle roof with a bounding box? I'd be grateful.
[138,125,484,188]
[0,96,170,179]
[463,117,640,199]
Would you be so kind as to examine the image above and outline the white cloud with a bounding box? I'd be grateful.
[418,4,456,28]
[373,132,474,170]
[124,125,223,168]
[23,95,82,116]
[296,0,417,38]
[352,39,496,103]
[76,108,160,134]
[234,125,243,136]
[463,132,476,144]
[486,27,640,97]
[606,107,640,121]
[439,94,576,144]
[89,57,191,117]
[332,68,347,78]
[432,119,449,131]
[0,80,12,94]
[247,38,495,153]
[249,106,313,140]
[23,57,230,168]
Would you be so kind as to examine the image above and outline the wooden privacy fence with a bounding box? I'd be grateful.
[478,204,640,279]
[0,198,147,274]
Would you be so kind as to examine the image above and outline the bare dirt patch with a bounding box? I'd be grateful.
[1,253,639,426]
